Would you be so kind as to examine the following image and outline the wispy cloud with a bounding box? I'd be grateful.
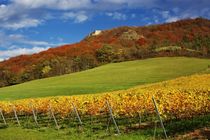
[0,47,49,60]
[1,18,42,30]
[12,0,91,10]
[62,11,89,23]
[0,32,55,48]
[106,12,127,20]
[165,16,180,23]
[0,32,60,60]
[0,3,43,29]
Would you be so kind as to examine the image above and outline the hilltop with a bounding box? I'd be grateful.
[0,18,210,87]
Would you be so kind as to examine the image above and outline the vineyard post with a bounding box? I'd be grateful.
[106,116,112,133]
[71,102,82,125]
[12,105,21,126]
[29,103,38,126]
[49,104,59,130]
[0,109,7,125]
[47,108,52,127]
[152,96,168,139]
[106,100,120,135]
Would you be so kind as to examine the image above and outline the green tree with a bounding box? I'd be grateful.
[96,45,115,63]
[42,65,52,77]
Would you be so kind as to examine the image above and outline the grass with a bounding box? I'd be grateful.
[166,115,210,135]
[0,126,153,140]
[0,57,209,100]
[0,114,209,140]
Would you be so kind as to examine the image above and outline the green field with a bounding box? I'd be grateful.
[0,114,209,140]
[0,57,209,100]
[0,126,153,140]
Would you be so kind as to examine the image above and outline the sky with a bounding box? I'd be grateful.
[0,0,210,61]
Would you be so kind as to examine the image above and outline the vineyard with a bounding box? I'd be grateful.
[0,74,209,134]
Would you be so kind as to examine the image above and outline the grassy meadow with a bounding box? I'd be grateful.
[0,57,209,100]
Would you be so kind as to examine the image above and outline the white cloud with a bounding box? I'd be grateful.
[0,3,43,29]
[0,32,67,60]
[0,32,55,47]
[161,11,170,19]
[12,0,91,10]
[22,40,54,46]
[156,7,203,23]
[106,12,127,20]
[165,14,198,23]
[159,10,179,23]
[12,0,158,10]
[0,47,49,60]
[0,4,15,20]
[165,16,180,23]
[62,11,89,23]
[99,0,157,8]
[0,58,4,62]
[1,18,42,30]
[0,4,6,8]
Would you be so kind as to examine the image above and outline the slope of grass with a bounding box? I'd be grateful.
[0,57,209,100]
[0,126,153,140]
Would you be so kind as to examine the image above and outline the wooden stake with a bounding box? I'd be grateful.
[68,101,82,125]
[72,102,82,125]
[47,108,52,126]
[106,100,120,134]
[0,109,6,125]
[12,105,20,126]
[106,116,112,133]
[49,104,59,130]
[152,96,168,139]
[29,103,38,126]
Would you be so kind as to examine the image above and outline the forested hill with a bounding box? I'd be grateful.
[0,18,210,87]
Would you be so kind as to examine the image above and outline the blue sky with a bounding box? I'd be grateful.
[0,0,210,61]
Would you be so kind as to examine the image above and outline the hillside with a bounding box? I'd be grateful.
[0,18,210,87]
[0,57,209,100]
[0,74,209,139]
